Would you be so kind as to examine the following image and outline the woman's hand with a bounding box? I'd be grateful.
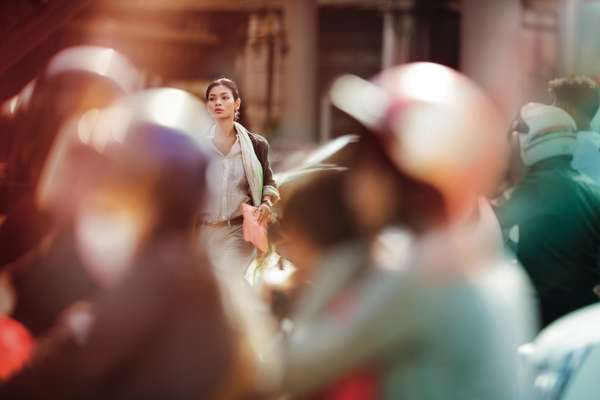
[255,203,272,225]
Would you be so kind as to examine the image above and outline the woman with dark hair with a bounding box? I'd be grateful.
[199,78,279,279]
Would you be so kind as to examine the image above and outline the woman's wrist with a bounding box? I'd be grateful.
[261,198,273,208]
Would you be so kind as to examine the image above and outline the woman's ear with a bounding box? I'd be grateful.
[235,98,241,110]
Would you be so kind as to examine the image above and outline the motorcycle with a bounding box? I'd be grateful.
[520,303,600,400]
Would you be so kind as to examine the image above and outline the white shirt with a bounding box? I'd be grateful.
[204,134,251,222]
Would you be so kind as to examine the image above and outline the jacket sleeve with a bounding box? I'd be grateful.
[251,134,280,202]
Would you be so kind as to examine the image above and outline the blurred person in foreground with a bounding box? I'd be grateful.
[199,78,279,281]
[0,89,237,399]
[275,146,447,399]
[2,46,139,338]
[496,102,600,327]
[0,46,139,269]
[548,75,600,183]
[277,63,537,400]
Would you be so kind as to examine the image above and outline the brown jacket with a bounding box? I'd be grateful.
[248,131,279,201]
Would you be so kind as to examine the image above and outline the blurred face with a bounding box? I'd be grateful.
[206,85,240,121]
[345,163,399,235]
[75,183,155,288]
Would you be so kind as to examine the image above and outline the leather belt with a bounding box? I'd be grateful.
[201,215,244,228]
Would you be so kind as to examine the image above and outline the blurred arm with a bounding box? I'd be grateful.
[282,270,431,395]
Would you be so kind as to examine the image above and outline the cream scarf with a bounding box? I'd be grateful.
[235,122,264,206]
[207,122,264,206]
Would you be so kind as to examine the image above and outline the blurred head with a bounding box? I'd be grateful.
[7,46,139,187]
[331,62,507,221]
[334,133,447,235]
[277,171,361,279]
[548,75,599,130]
[38,88,213,287]
[514,103,577,168]
[205,78,241,122]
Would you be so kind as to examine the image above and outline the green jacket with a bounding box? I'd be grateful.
[283,233,536,400]
[496,157,600,313]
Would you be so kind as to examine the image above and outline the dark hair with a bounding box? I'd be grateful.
[205,78,241,121]
[334,132,447,233]
[278,171,361,250]
[205,78,240,101]
[548,75,600,128]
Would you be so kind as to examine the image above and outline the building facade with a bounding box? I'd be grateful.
[3,0,600,141]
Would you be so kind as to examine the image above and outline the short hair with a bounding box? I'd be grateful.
[548,75,600,122]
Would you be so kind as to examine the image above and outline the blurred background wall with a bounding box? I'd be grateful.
[3,0,600,143]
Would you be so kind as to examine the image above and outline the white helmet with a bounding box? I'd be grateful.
[515,102,577,167]
[330,62,508,202]
[45,46,140,93]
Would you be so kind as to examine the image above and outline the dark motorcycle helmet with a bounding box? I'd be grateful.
[38,88,213,286]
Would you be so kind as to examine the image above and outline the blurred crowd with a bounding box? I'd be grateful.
[0,44,599,400]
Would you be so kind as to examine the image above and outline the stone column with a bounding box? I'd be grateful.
[559,0,581,75]
[241,11,285,133]
[461,0,523,120]
[382,1,415,69]
[382,9,396,69]
[281,0,317,140]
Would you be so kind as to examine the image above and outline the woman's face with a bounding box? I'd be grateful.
[206,85,240,121]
